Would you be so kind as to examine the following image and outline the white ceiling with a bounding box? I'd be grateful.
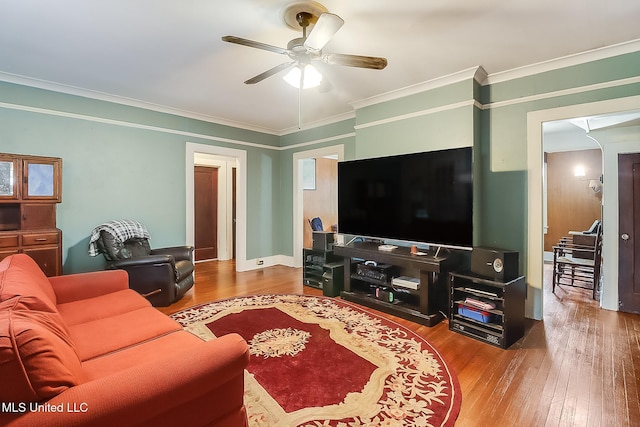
[1,0,639,134]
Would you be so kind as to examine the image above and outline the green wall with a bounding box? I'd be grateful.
[478,50,640,251]
[355,80,476,158]
[279,119,356,255]
[0,81,280,273]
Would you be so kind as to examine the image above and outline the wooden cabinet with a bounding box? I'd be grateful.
[0,153,62,276]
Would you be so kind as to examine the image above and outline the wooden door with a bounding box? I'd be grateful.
[194,166,218,261]
[618,153,640,314]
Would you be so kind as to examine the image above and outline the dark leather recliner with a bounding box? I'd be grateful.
[94,230,195,307]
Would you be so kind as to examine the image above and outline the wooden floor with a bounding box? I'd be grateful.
[158,261,640,427]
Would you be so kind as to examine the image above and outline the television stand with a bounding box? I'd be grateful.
[344,236,384,246]
[334,241,459,327]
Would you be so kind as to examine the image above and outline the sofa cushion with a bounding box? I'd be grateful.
[0,297,83,402]
[68,307,183,361]
[57,289,151,326]
[81,330,205,380]
[0,254,58,310]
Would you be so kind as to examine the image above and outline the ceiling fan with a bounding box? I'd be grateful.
[221,2,388,89]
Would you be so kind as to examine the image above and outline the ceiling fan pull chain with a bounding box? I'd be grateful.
[298,67,304,129]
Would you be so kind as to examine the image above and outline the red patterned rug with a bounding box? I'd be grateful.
[171,294,461,426]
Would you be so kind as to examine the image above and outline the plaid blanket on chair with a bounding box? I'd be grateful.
[88,219,151,256]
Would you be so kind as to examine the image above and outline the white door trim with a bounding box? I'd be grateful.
[186,142,248,271]
[526,95,640,318]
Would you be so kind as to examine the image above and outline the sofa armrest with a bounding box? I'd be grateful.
[49,270,130,304]
[151,246,194,262]
[1,333,250,427]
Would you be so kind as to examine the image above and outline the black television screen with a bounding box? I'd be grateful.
[337,147,473,248]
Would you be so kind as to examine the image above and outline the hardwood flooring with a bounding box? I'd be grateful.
[158,261,640,427]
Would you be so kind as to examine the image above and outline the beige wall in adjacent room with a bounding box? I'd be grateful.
[544,149,602,252]
[303,157,338,248]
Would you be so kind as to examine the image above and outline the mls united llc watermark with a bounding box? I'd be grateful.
[2,402,89,413]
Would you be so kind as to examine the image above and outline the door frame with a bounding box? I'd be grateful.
[292,144,344,267]
[193,155,237,261]
[527,95,640,318]
[186,143,248,271]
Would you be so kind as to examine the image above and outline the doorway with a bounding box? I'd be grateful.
[293,145,344,267]
[193,154,237,262]
[542,122,603,262]
[186,143,248,271]
[194,166,219,261]
[527,96,640,318]
[302,156,339,248]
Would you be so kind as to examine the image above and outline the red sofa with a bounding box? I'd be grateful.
[0,254,249,427]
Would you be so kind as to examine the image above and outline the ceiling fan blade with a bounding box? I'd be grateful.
[304,13,344,51]
[244,62,295,84]
[321,53,388,70]
[222,36,289,55]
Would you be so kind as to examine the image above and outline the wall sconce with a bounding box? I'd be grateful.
[574,165,602,192]
[588,179,602,193]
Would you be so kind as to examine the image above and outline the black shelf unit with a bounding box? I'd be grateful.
[449,271,526,349]
[303,248,344,296]
[334,242,459,327]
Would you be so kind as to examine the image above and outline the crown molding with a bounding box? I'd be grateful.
[0,71,282,135]
[350,66,487,111]
[2,38,638,135]
[277,110,355,136]
[484,38,640,85]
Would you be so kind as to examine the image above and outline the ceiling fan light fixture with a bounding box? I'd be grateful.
[283,64,323,89]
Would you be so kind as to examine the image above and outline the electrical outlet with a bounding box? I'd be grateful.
[256,259,264,265]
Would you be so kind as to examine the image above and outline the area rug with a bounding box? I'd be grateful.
[171,294,461,426]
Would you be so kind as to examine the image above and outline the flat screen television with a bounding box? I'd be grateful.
[337,147,473,249]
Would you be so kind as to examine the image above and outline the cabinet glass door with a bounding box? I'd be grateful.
[22,158,61,201]
[0,157,19,199]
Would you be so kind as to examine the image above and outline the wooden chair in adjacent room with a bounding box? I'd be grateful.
[552,221,603,300]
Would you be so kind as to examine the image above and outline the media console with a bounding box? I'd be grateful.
[334,242,460,327]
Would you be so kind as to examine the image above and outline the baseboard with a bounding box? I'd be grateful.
[237,255,296,272]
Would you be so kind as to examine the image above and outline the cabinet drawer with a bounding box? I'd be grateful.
[0,249,20,262]
[21,232,59,246]
[0,234,19,248]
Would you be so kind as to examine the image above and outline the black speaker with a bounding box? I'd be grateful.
[471,247,519,282]
[312,231,335,251]
[321,263,344,297]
